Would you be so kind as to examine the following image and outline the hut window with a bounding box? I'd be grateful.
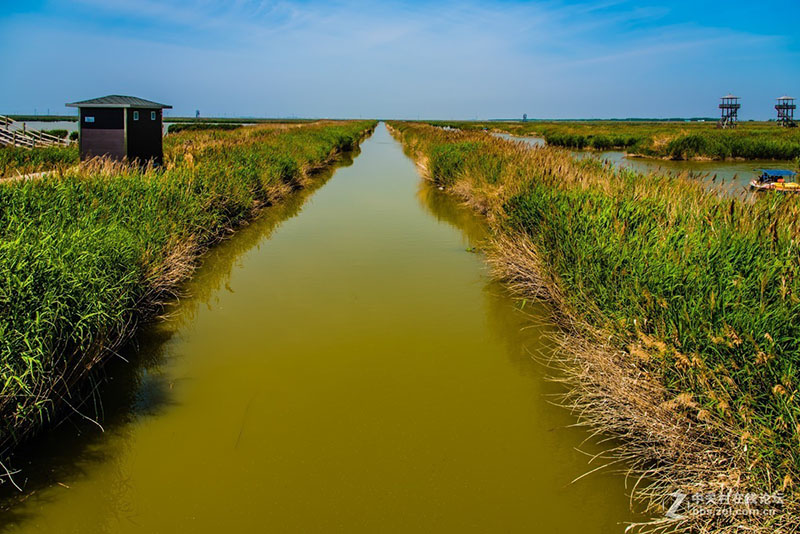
[84,116,95,123]
[133,111,139,121]
[151,111,156,121]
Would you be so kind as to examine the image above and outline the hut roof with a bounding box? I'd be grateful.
[777,96,796,100]
[721,94,740,99]
[66,95,172,109]
[759,169,796,177]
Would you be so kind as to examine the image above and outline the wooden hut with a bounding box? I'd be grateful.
[66,95,172,165]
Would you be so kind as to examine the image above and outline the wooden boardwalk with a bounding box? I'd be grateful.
[0,115,73,148]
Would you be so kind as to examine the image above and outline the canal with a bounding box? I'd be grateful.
[1,124,640,533]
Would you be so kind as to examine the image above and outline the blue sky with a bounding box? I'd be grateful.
[1,0,798,119]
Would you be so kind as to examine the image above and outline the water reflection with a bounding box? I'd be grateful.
[415,169,645,531]
[416,181,559,376]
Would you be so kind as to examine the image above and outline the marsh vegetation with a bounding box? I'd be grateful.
[427,120,800,161]
[0,145,79,178]
[0,121,376,452]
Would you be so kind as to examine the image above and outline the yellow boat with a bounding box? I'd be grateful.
[749,169,799,193]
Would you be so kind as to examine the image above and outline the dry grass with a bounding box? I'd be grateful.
[489,232,758,533]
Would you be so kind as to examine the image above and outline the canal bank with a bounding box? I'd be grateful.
[392,121,799,534]
[1,124,639,533]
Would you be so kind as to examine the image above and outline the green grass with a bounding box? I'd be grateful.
[0,145,79,177]
[164,117,318,124]
[0,120,376,449]
[390,121,800,503]
[426,120,800,161]
[6,116,77,122]
[40,129,69,139]
[166,122,242,134]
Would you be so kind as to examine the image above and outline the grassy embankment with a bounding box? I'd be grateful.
[427,120,800,161]
[389,121,799,533]
[0,120,376,459]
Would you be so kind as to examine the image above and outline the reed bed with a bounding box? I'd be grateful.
[40,129,69,140]
[389,121,799,533]
[164,117,316,124]
[0,145,79,178]
[427,120,800,161]
[166,122,242,134]
[0,120,376,457]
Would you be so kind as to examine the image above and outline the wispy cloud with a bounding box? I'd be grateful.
[1,0,797,118]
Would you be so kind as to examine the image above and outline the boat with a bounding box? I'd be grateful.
[749,169,800,192]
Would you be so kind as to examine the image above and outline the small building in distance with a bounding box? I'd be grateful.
[66,95,172,165]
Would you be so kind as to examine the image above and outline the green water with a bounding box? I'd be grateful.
[1,124,641,533]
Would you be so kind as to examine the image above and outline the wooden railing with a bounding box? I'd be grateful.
[0,115,73,148]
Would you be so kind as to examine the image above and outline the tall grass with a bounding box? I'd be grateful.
[426,120,800,161]
[0,121,376,451]
[0,145,79,177]
[541,130,643,151]
[40,129,69,140]
[164,117,316,124]
[389,121,799,533]
[166,122,242,134]
[664,132,800,160]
